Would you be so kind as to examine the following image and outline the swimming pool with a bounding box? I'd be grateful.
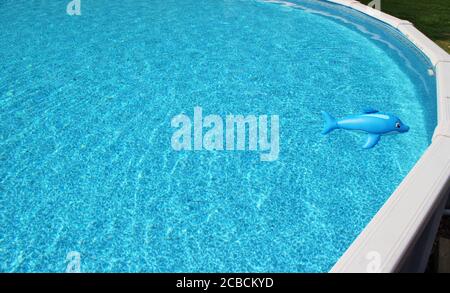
[0,0,439,272]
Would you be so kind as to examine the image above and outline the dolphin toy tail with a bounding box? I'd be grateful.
[321,111,338,135]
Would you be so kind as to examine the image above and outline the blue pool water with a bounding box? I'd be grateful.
[0,0,437,272]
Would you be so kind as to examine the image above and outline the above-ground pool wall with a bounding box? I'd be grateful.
[324,1,450,273]
[397,189,449,272]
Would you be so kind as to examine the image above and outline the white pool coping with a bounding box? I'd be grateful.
[322,0,450,273]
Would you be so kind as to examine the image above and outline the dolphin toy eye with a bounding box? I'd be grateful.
[395,122,401,129]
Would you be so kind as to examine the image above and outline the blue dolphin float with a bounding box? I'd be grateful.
[321,108,409,149]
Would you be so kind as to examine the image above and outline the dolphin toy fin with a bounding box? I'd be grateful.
[363,134,381,149]
[363,107,379,114]
[321,111,338,135]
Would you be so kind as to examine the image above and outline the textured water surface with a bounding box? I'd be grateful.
[0,0,436,272]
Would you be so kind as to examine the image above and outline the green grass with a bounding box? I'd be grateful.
[359,0,450,53]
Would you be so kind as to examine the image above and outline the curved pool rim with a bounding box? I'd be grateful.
[322,0,450,273]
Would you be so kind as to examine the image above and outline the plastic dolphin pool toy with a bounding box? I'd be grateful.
[321,108,410,149]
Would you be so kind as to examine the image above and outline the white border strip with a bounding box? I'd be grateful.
[323,1,450,273]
